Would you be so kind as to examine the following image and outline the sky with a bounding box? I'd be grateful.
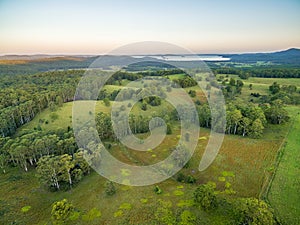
[0,0,299,54]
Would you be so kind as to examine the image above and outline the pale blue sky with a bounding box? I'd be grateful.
[0,0,299,54]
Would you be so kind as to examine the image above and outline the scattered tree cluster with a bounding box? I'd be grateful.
[37,151,90,191]
[172,76,198,88]
[221,78,244,99]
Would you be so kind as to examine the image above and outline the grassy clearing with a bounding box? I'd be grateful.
[217,74,300,102]
[0,166,205,224]
[268,106,300,225]
[15,101,112,136]
[2,119,286,224]
[166,73,186,80]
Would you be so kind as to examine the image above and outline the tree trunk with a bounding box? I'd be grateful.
[234,123,238,135]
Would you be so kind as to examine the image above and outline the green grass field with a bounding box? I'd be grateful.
[4,103,293,224]
[268,106,300,225]
[0,129,285,224]
[166,73,186,80]
[15,101,111,136]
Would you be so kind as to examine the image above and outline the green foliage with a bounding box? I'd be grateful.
[144,96,162,106]
[81,208,101,221]
[216,171,236,195]
[140,198,148,204]
[154,185,162,194]
[186,175,196,184]
[96,112,113,139]
[68,211,80,221]
[166,123,172,134]
[51,199,74,224]
[71,168,83,183]
[21,205,31,213]
[269,82,280,94]
[105,181,116,196]
[264,100,289,124]
[155,200,176,225]
[103,98,110,107]
[114,210,123,218]
[229,78,236,86]
[119,203,132,210]
[36,150,89,190]
[193,183,218,211]
[176,173,196,184]
[188,90,196,97]
[176,173,186,182]
[233,198,276,225]
[177,199,194,207]
[173,190,184,196]
[180,210,196,225]
[248,118,264,138]
[173,76,197,88]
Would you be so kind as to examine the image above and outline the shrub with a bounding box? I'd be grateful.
[105,181,116,196]
[188,90,196,97]
[154,185,162,194]
[193,183,217,211]
[21,205,31,213]
[51,199,74,224]
[166,123,172,134]
[103,98,110,107]
[177,173,186,182]
[186,175,196,184]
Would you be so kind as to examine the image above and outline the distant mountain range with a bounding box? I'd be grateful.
[221,48,300,65]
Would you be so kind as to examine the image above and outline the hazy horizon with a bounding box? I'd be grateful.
[1,0,300,54]
[0,46,299,57]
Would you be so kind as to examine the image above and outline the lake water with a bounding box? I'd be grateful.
[132,55,230,61]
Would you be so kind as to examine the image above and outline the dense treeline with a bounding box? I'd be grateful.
[0,127,97,190]
[106,71,143,85]
[0,129,77,172]
[214,67,300,79]
[196,95,289,138]
[106,69,187,85]
[138,68,185,76]
[0,70,84,137]
[0,57,96,76]
[124,61,176,71]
